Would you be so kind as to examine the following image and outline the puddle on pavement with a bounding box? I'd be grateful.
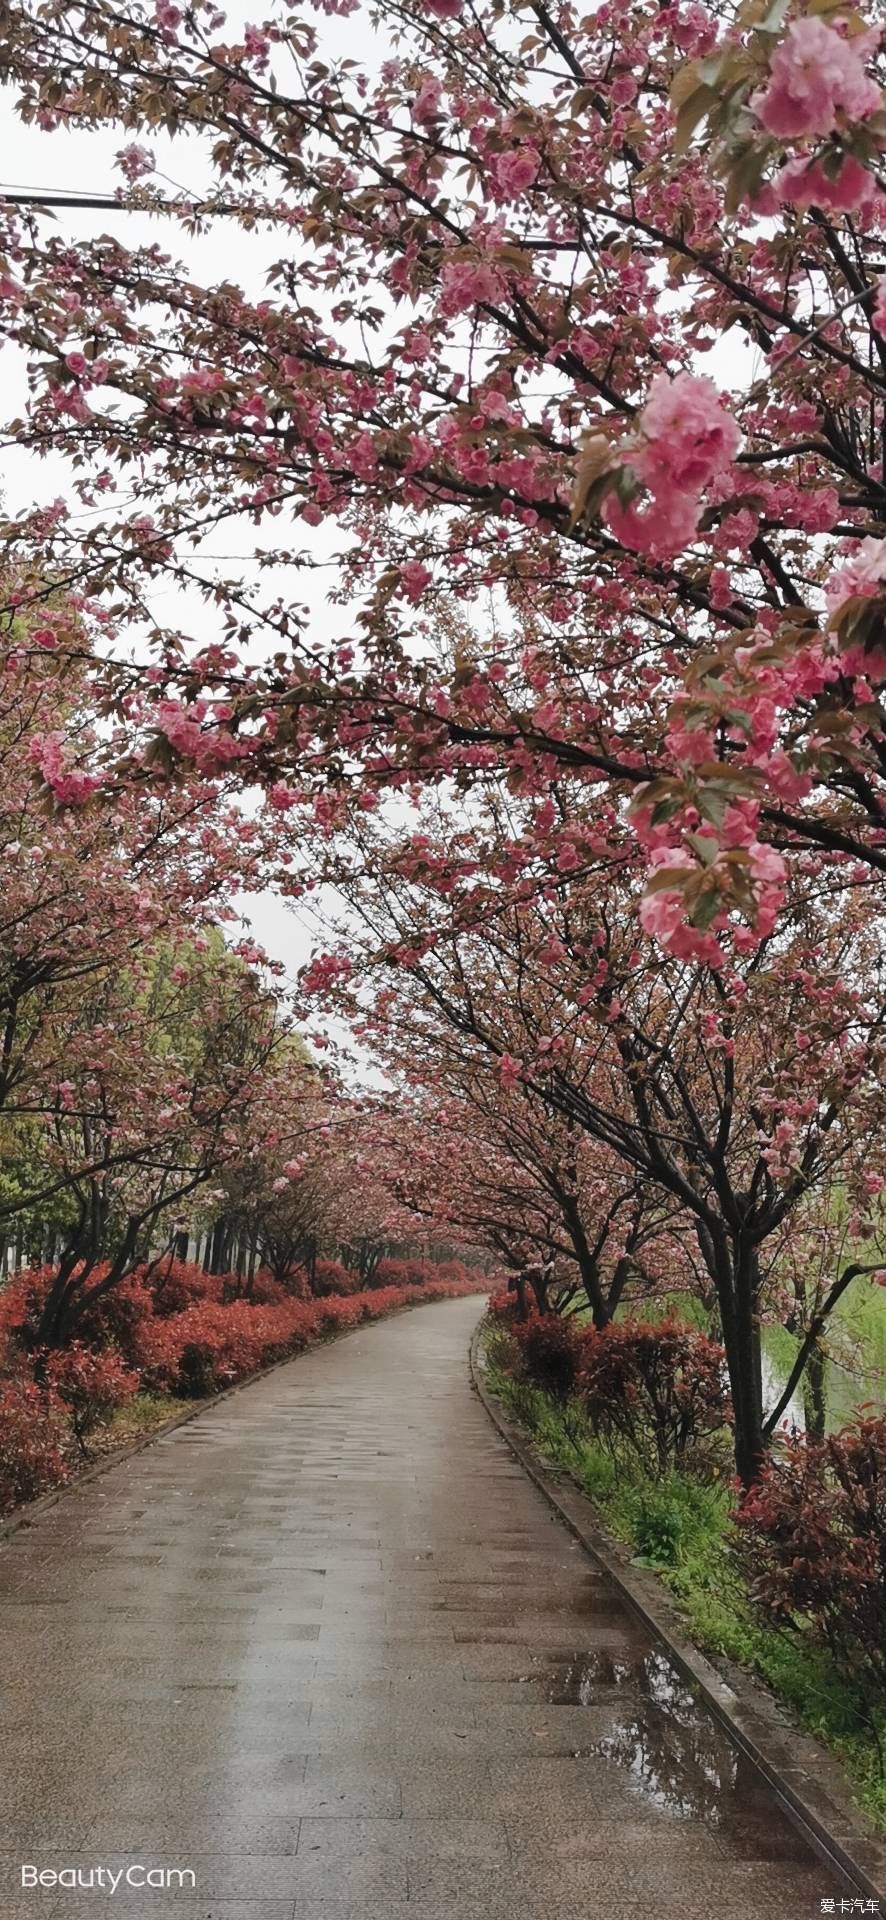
[517,1645,776,1828]
[537,1649,644,1703]
[592,1666,740,1819]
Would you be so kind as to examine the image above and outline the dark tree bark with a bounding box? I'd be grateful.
[803,1344,828,1444]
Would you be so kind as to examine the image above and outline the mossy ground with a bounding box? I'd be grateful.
[91,1390,181,1454]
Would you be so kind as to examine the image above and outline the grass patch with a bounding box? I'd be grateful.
[92,1391,180,1455]
[484,1349,886,1834]
[834,1279,886,1389]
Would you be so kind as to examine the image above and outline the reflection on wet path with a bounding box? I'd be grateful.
[577,1648,747,1821]
[0,1296,846,1919]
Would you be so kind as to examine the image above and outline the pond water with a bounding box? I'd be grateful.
[761,1334,884,1434]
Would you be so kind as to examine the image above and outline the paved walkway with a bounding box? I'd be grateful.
[1,1295,839,1920]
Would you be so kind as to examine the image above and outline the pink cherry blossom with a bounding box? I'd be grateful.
[413,77,443,123]
[243,24,270,65]
[116,142,155,182]
[775,153,879,214]
[752,16,881,140]
[604,486,701,558]
[826,538,886,679]
[154,0,181,32]
[398,560,432,604]
[636,373,742,495]
[875,277,886,335]
[497,1053,523,1088]
[439,256,506,316]
[268,782,299,811]
[671,3,716,55]
[494,147,540,197]
[639,885,689,945]
[825,538,886,617]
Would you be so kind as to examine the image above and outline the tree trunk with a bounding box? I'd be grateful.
[527,1266,550,1314]
[35,1256,93,1350]
[803,1343,827,1443]
[721,1242,766,1490]
[606,1255,632,1322]
[508,1273,530,1321]
[561,1197,611,1330]
[207,1218,231,1276]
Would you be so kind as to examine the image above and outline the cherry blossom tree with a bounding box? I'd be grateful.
[302,795,886,1483]
[757,1170,886,1440]
[196,1052,423,1289]
[27,934,288,1346]
[0,608,279,1218]
[0,0,884,957]
[355,1007,693,1326]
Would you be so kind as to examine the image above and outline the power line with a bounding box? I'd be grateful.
[0,186,253,218]
[2,189,143,210]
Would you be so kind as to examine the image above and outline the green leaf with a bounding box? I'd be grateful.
[675,85,719,155]
[687,832,721,867]
[690,885,723,932]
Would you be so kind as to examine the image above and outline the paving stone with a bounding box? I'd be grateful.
[504,1815,726,1861]
[293,1903,535,1920]
[0,1818,94,1850]
[80,1817,303,1854]
[0,1902,63,1920]
[26,1907,296,1920]
[399,1758,493,1818]
[296,1815,508,1862]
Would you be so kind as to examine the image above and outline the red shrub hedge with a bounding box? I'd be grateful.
[130,1273,483,1398]
[0,1264,65,1353]
[148,1258,224,1317]
[0,1260,202,1361]
[512,1311,583,1400]
[44,1343,139,1454]
[0,1377,70,1508]
[372,1256,479,1292]
[371,1257,426,1289]
[313,1295,365,1336]
[578,1317,729,1474]
[734,1413,886,1716]
[138,1300,280,1395]
[86,1272,158,1362]
[486,1282,527,1328]
[311,1256,360,1297]
[246,1268,291,1305]
[0,1260,484,1510]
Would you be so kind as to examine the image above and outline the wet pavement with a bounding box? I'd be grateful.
[0,1294,844,1919]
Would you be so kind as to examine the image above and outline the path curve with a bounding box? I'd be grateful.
[1,1295,836,1919]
